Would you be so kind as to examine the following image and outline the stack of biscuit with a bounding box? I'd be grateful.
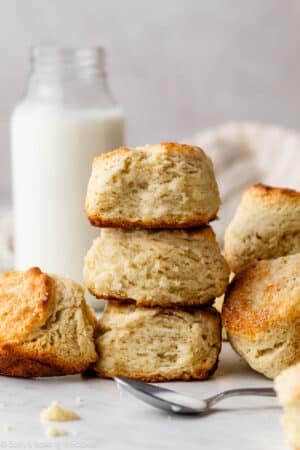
[223,184,300,379]
[83,142,229,381]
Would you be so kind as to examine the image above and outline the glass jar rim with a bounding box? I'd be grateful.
[30,46,106,77]
[31,45,105,57]
[31,46,105,66]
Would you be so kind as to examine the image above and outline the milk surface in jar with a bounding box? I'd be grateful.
[11,47,124,307]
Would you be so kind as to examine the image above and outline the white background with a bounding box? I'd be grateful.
[1,0,300,203]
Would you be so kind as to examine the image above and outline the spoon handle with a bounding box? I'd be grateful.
[207,387,276,408]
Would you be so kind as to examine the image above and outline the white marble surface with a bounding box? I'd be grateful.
[0,344,287,450]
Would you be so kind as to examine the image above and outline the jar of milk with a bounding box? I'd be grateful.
[11,47,124,307]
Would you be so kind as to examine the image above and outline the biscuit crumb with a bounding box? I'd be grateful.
[41,401,80,422]
[46,426,68,437]
[75,396,84,406]
[3,423,12,432]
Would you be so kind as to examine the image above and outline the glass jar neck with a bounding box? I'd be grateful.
[24,46,116,108]
[30,46,106,82]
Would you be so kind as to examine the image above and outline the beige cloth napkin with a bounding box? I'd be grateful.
[187,121,300,243]
[1,121,300,272]
[0,209,13,273]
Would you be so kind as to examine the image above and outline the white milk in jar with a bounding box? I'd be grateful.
[11,47,124,308]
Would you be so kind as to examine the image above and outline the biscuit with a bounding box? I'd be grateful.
[0,268,97,377]
[84,227,229,307]
[222,254,300,379]
[95,301,221,382]
[214,295,228,341]
[275,363,300,450]
[213,273,234,340]
[224,183,300,273]
[85,142,220,228]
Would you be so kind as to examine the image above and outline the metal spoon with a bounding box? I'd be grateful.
[115,376,276,415]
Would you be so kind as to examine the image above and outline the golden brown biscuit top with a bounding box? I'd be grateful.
[92,142,207,165]
[222,254,300,336]
[0,267,53,342]
[245,183,300,204]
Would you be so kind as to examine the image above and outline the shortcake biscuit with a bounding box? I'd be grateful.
[85,142,220,228]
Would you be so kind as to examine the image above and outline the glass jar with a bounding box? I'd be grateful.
[11,46,124,308]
